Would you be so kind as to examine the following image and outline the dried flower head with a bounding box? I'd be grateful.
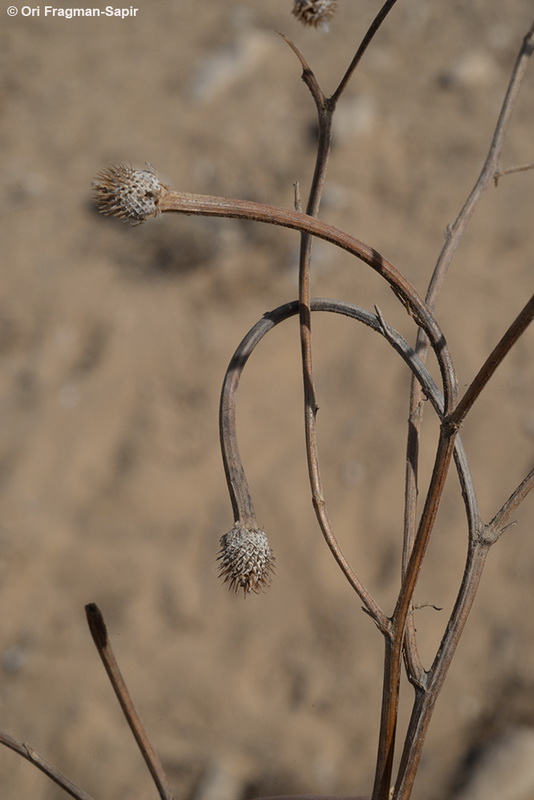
[218,526,275,597]
[92,163,166,225]
[292,0,337,30]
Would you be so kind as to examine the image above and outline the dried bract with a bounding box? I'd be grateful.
[292,0,337,30]
[92,163,165,225]
[218,526,275,597]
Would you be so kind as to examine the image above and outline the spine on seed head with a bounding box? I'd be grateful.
[217,525,275,597]
[92,163,168,225]
[292,0,337,30]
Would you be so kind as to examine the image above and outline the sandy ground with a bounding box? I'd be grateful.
[1,1,533,799]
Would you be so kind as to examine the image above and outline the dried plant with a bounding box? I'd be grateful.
[217,526,275,596]
[2,3,533,800]
[291,0,338,31]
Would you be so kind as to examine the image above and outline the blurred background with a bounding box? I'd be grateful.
[1,1,533,798]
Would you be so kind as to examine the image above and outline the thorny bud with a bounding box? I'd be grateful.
[292,0,337,30]
[92,163,167,225]
[218,526,275,597]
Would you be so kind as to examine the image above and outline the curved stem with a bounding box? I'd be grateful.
[219,343,258,529]
[219,297,477,637]
[158,189,457,416]
[220,299,387,628]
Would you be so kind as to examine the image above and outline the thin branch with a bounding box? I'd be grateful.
[0,731,95,800]
[403,11,534,548]
[330,0,400,107]
[376,307,479,544]
[395,18,534,776]
[394,540,490,800]
[400,14,534,690]
[446,294,534,430]
[278,33,326,113]
[431,16,534,302]
[494,161,534,185]
[394,267,533,800]
[383,428,457,792]
[288,5,405,678]
[85,603,175,800]
[485,465,534,542]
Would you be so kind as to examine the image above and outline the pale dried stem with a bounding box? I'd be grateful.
[0,731,94,800]
[279,7,401,689]
[402,15,534,685]
[394,540,489,800]
[494,160,534,184]
[394,20,534,798]
[85,604,174,800]
[487,465,534,542]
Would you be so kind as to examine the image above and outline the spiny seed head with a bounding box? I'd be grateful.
[292,0,337,30]
[92,163,165,225]
[218,526,275,597]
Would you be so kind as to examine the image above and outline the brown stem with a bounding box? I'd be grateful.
[373,429,457,800]
[446,294,534,430]
[401,14,534,692]
[394,541,490,800]
[392,292,534,799]
[85,604,174,800]
[282,8,393,659]
[330,0,401,107]
[0,731,95,800]
[219,344,258,529]
[158,189,456,416]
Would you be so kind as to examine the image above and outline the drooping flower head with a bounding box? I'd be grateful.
[92,163,166,225]
[218,526,275,597]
